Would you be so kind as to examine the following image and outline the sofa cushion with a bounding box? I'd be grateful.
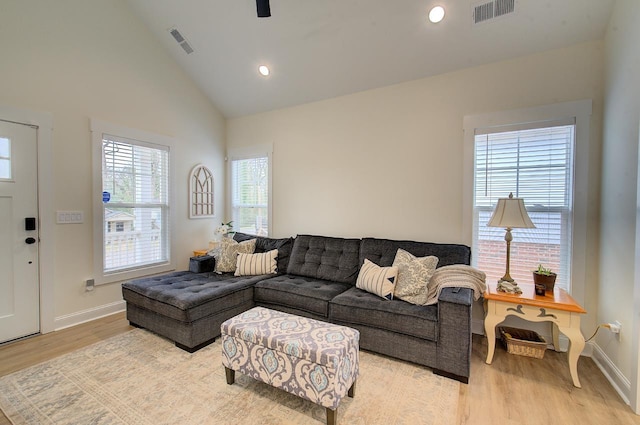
[210,238,256,273]
[360,238,471,268]
[329,286,439,341]
[287,235,361,284]
[392,248,438,305]
[355,259,398,300]
[122,271,264,322]
[234,250,278,276]
[254,274,352,318]
[234,232,294,274]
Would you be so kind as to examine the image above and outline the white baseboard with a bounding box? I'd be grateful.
[591,342,631,405]
[54,301,126,331]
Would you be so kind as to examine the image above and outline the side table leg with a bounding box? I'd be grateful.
[559,325,585,388]
[484,310,503,364]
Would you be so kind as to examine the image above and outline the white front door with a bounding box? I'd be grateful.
[0,119,39,343]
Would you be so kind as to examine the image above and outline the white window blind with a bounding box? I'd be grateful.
[473,123,575,290]
[231,156,269,236]
[101,135,170,274]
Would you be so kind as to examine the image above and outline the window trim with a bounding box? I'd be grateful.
[0,136,12,181]
[91,119,176,285]
[226,144,273,237]
[463,100,592,304]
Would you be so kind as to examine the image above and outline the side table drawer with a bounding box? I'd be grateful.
[493,301,571,327]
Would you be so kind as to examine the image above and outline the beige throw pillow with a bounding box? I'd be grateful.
[209,238,256,273]
[235,249,278,276]
[356,259,398,300]
[392,248,438,305]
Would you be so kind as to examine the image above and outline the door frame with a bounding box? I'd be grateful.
[0,104,54,334]
[633,118,640,415]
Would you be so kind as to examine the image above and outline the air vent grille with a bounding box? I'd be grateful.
[168,27,194,55]
[473,0,515,24]
[474,2,494,24]
[495,0,515,17]
[169,29,185,43]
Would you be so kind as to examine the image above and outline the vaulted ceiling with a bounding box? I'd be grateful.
[127,0,614,118]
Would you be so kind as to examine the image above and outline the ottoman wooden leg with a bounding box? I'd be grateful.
[348,380,356,398]
[326,407,337,425]
[225,367,235,385]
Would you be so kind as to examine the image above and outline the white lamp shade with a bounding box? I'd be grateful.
[487,193,536,229]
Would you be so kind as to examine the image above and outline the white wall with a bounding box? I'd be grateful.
[228,41,603,240]
[0,1,225,326]
[598,0,640,405]
[228,40,604,335]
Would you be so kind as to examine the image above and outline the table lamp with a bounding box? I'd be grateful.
[487,193,535,289]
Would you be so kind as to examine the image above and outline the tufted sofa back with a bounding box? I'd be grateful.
[233,232,294,274]
[286,235,361,284]
[359,238,471,268]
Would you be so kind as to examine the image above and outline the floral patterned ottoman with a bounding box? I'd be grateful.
[221,307,359,425]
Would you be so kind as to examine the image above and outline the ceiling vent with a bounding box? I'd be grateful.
[169,28,194,54]
[472,0,515,25]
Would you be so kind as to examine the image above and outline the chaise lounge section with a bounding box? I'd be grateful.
[121,234,293,352]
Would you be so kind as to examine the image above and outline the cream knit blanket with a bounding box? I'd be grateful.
[425,264,487,306]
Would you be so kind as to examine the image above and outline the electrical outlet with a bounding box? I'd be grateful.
[610,321,622,334]
[86,279,95,292]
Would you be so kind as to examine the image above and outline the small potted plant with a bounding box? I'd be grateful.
[533,264,557,293]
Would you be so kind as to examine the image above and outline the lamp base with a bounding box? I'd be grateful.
[497,280,522,294]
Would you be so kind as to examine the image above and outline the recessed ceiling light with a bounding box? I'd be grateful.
[258,65,270,76]
[428,5,445,23]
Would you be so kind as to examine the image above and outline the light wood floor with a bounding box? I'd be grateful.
[1,313,638,425]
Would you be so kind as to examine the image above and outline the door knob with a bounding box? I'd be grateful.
[25,237,36,244]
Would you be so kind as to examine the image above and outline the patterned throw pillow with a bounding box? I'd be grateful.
[356,259,398,300]
[209,238,256,273]
[392,248,438,305]
[235,249,278,276]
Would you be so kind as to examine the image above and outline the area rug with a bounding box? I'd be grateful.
[0,328,459,424]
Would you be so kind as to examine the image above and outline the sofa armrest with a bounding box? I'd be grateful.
[437,286,474,306]
[434,287,474,383]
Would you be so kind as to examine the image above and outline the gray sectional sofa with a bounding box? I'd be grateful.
[122,233,474,383]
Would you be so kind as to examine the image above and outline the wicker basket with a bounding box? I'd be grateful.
[499,326,547,359]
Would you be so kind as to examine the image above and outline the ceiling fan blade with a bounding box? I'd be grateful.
[257,0,271,18]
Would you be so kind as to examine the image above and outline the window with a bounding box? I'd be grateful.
[473,123,574,290]
[0,137,11,179]
[229,145,272,236]
[463,100,592,295]
[91,119,174,284]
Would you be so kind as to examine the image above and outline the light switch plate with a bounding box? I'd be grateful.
[56,211,84,224]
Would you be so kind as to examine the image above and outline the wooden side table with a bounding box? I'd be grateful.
[193,249,208,257]
[484,282,587,387]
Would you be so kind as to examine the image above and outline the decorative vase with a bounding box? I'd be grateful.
[533,272,557,293]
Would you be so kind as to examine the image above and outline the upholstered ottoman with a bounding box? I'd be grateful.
[221,307,359,425]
